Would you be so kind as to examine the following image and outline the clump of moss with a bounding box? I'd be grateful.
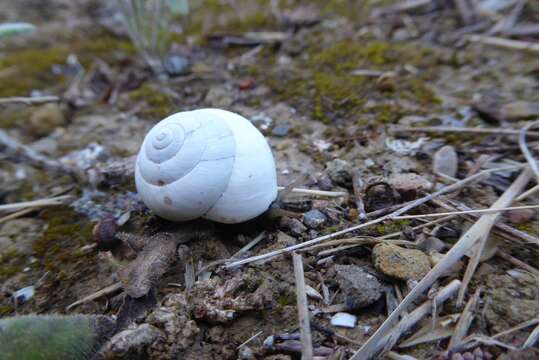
[0,47,68,97]
[128,83,174,120]
[33,208,96,278]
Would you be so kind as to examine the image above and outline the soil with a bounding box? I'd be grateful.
[1,1,539,359]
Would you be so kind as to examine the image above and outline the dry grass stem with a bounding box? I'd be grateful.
[467,34,539,52]
[277,186,348,197]
[0,95,60,105]
[449,287,481,350]
[375,280,461,357]
[0,195,72,213]
[431,197,539,246]
[519,121,539,180]
[394,204,539,219]
[456,232,489,306]
[66,282,123,311]
[293,253,313,360]
[493,318,539,340]
[351,168,532,360]
[390,126,539,137]
[227,166,522,269]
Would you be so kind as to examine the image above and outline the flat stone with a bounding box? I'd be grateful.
[372,243,431,281]
[331,312,357,328]
[433,145,458,178]
[271,124,291,137]
[388,173,432,199]
[502,101,539,121]
[303,209,327,229]
[333,265,384,308]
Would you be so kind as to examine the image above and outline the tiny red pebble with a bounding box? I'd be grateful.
[239,78,255,90]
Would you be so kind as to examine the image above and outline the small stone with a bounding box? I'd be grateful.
[330,312,357,328]
[376,71,397,92]
[418,236,446,253]
[505,208,535,225]
[280,217,307,236]
[388,172,433,200]
[272,124,292,137]
[163,54,190,76]
[326,159,353,188]
[276,231,297,247]
[104,323,163,358]
[238,346,255,360]
[29,103,66,137]
[433,145,458,178]
[472,347,483,359]
[451,354,464,360]
[333,265,384,308]
[372,244,431,281]
[502,101,539,120]
[303,209,327,229]
[462,352,474,360]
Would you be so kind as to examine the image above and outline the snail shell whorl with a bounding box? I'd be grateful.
[135,108,278,223]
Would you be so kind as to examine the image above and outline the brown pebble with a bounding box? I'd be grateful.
[462,352,474,360]
[505,208,535,224]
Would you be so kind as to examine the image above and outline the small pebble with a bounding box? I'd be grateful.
[272,124,291,137]
[433,145,458,178]
[462,352,474,360]
[505,208,535,225]
[472,347,483,359]
[330,312,357,328]
[164,54,190,76]
[303,209,327,229]
[372,243,431,281]
[451,354,464,360]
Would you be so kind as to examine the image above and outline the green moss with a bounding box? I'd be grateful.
[0,107,32,129]
[128,83,174,120]
[0,34,135,97]
[0,47,67,97]
[0,305,12,316]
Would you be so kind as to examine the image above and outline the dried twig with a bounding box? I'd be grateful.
[448,287,481,350]
[493,318,539,340]
[293,253,313,360]
[377,280,461,356]
[0,95,60,105]
[519,120,539,180]
[352,170,367,220]
[226,166,522,268]
[457,231,489,306]
[66,282,123,311]
[277,186,348,198]
[352,168,532,360]
[394,204,539,220]
[522,324,539,349]
[431,198,539,246]
[467,35,539,52]
[0,195,72,213]
[390,126,539,137]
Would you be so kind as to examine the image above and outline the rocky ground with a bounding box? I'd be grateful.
[1,1,539,359]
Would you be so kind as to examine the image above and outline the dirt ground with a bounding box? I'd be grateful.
[1,1,539,359]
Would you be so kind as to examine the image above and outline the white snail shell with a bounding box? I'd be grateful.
[135,108,278,224]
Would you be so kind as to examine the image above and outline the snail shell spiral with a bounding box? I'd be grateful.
[135,108,278,223]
